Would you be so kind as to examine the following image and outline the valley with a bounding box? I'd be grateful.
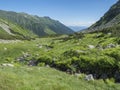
[0,0,120,90]
[0,31,120,90]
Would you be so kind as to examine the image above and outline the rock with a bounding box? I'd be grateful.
[96,45,103,50]
[74,73,81,78]
[46,65,50,67]
[106,43,116,48]
[22,52,31,58]
[66,69,71,74]
[76,50,85,53]
[4,47,7,50]
[1,63,14,67]
[88,45,95,49]
[36,44,43,48]
[0,39,21,43]
[85,74,94,81]
[16,57,25,62]
[28,60,37,66]
[38,45,43,48]
[107,33,112,35]
[7,64,14,67]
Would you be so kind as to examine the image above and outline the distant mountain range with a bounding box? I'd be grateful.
[68,26,87,32]
[0,10,74,39]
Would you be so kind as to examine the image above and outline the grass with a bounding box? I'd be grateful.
[0,66,119,90]
[0,32,120,89]
[0,18,37,40]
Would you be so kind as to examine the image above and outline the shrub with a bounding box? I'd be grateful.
[37,55,53,65]
[38,62,45,67]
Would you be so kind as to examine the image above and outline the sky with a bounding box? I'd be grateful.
[0,0,118,26]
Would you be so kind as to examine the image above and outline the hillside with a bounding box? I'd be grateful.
[88,0,120,33]
[0,31,120,89]
[0,18,37,40]
[0,10,74,37]
[0,67,119,90]
[1,1,120,90]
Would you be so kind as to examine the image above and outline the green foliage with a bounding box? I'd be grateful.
[105,78,115,86]
[116,38,120,44]
[0,30,120,85]
[38,62,45,67]
[37,55,53,65]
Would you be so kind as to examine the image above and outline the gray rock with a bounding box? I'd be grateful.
[1,63,14,67]
[76,50,85,53]
[74,73,81,78]
[88,45,95,49]
[17,57,25,62]
[106,43,116,48]
[85,74,94,81]
[28,60,37,66]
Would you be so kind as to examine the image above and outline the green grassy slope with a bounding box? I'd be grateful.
[0,18,37,40]
[0,66,119,90]
[0,31,120,82]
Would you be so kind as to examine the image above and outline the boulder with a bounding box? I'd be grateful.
[16,56,25,62]
[28,60,37,66]
[4,47,7,50]
[74,73,81,78]
[88,45,95,49]
[1,63,14,67]
[106,43,116,48]
[85,74,94,81]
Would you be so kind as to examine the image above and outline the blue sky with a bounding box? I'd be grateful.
[0,0,118,26]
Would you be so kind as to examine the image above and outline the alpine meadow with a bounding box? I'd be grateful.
[0,0,120,90]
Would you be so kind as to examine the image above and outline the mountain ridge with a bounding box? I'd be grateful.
[87,0,120,32]
[0,10,74,37]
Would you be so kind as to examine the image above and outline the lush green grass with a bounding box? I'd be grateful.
[0,66,119,90]
[0,32,120,89]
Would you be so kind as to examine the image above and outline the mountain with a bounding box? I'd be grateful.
[0,10,74,37]
[88,0,120,33]
[68,26,87,32]
[0,18,37,40]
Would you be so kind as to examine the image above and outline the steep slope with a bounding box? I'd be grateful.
[0,18,37,40]
[88,0,120,32]
[0,10,74,36]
